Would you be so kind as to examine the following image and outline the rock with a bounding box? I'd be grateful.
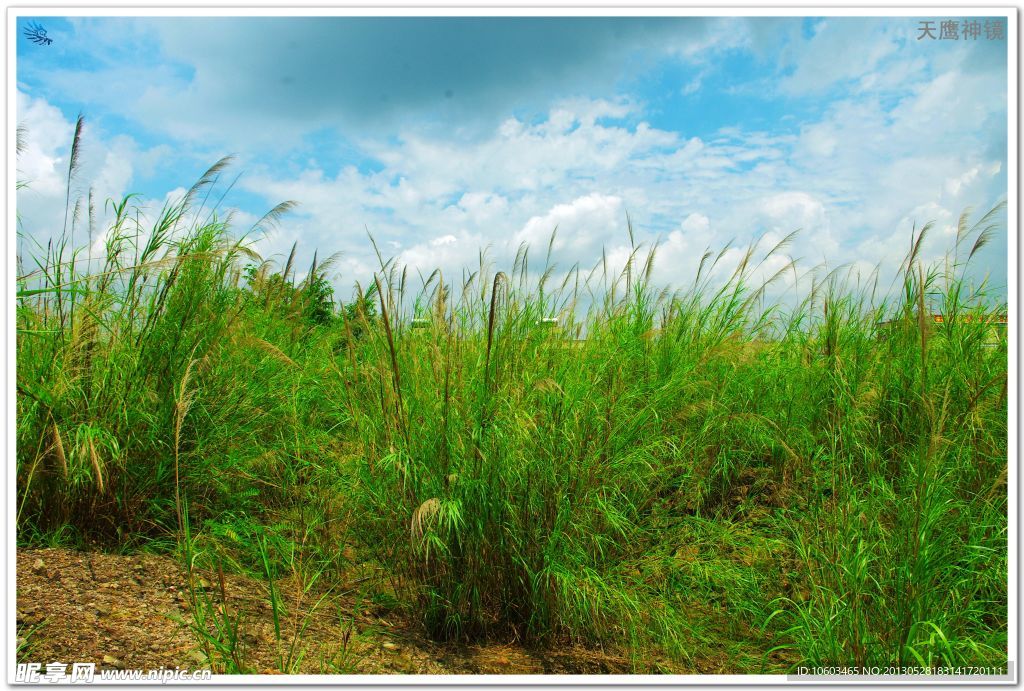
[94,603,111,617]
[102,655,124,669]
[32,558,45,575]
[16,637,27,650]
[185,650,208,668]
[382,641,400,652]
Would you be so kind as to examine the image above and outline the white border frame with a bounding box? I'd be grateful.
[6,5,1017,686]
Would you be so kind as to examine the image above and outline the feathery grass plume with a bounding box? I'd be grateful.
[410,497,441,546]
[241,334,297,368]
[50,420,68,481]
[183,155,235,213]
[955,207,975,247]
[87,436,104,495]
[956,200,1006,264]
[16,123,27,156]
[907,220,934,274]
[307,249,318,282]
[282,241,298,285]
[969,224,997,262]
[62,113,84,239]
[249,200,299,238]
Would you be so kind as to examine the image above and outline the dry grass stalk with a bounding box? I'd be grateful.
[533,378,563,395]
[243,334,297,368]
[410,497,441,545]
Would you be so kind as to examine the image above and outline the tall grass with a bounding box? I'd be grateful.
[768,210,1008,667]
[15,143,1008,671]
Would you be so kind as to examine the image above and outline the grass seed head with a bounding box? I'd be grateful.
[411,497,441,544]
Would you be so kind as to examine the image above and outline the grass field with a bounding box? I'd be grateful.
[15,152,1009,674]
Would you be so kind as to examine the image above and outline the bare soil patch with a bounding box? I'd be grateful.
[16,548,637,675]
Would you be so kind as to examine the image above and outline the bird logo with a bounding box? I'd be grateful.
[23,22,53,46]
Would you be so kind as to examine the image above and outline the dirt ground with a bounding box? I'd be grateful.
[16,548,638,676]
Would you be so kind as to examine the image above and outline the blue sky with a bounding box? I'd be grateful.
[15,15,1010,304]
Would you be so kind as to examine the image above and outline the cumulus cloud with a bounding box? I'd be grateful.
[515,194,624,259]
[16,92,141,257]
[757,192,835,259]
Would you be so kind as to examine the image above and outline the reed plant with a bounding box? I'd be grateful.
[15,134,1008,671]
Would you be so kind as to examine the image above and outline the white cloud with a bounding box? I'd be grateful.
[680,212,710,235]
[945,166,983,197]
[759,192,828,241]
[778,19,901,95]
[453,192,509,226]
[16,92,143,260]
[799,123,837,158]
[515,193,624,260]
[681,73,703,96]
[16,93,73,198]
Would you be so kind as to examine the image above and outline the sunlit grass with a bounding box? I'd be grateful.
[15,143,1008,672]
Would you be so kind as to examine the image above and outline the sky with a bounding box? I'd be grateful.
[14,14,1011,310]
